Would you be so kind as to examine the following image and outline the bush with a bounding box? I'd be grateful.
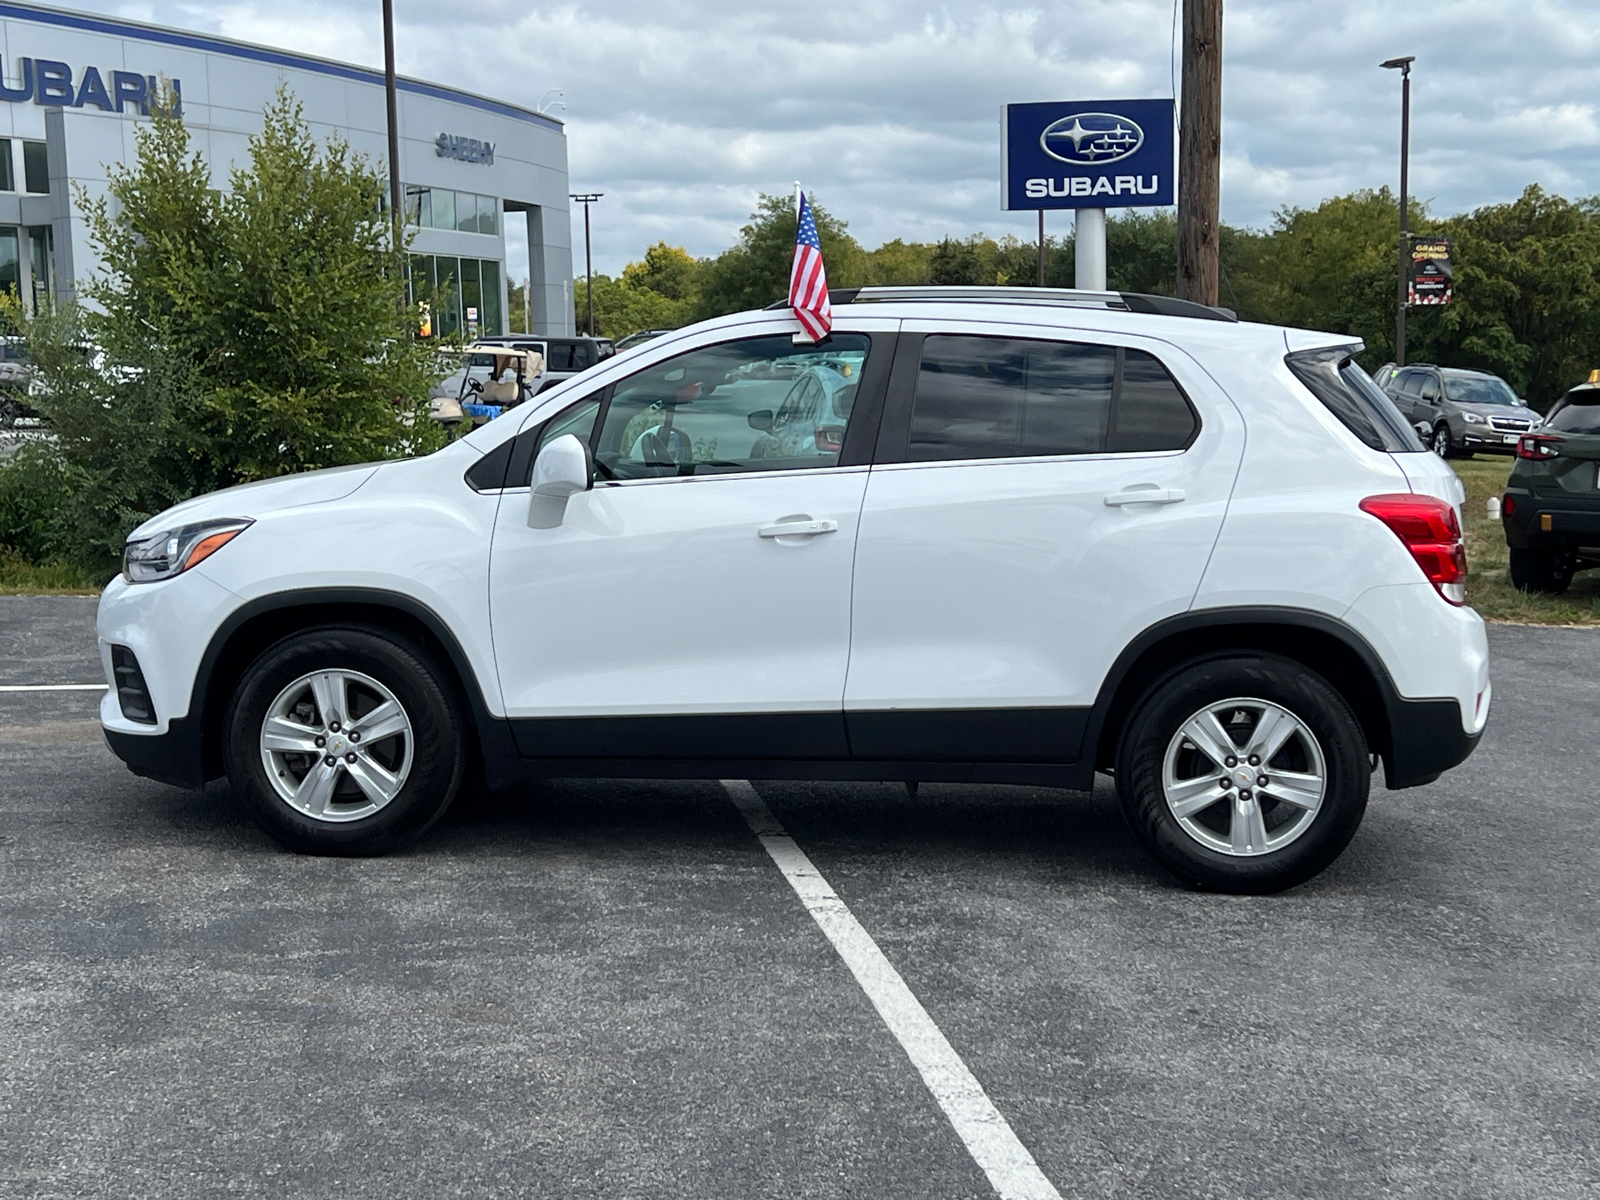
[0,85,443,580]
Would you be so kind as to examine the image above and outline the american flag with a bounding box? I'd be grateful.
[788,191,832,341]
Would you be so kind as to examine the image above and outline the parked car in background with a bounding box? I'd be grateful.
[1383,364,1534,458]
[99,287,1487,893]
[0,337,39,428]
[1370,362,1399,392]
[1501,373,1600,593]
[612,329,675,352]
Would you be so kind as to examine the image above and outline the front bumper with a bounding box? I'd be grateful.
[1460,425,1527,454]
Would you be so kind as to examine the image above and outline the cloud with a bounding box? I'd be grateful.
[56,0,1600,277]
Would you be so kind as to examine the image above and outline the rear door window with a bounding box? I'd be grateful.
[906,335,1196,461]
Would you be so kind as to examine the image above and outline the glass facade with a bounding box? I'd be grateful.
[401,184,498,235]
[0,140,46,193]
[0,229,19,300]
[29,225,52,308]
[22,140,47,194]
[409,254,503,339]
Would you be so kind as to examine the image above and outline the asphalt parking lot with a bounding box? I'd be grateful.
[2,596,1597,1199]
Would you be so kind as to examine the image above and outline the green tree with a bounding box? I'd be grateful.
[1415,186,1600,407]
[1,85,441,574]
[574,272,688,339]
[693,194,866,318]
[623,242,703,302]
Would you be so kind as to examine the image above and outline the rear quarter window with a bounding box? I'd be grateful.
[1286,348,1426,453]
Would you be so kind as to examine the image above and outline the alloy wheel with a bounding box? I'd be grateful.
[1161,696,1327,857]
[1432,426,1450,457]
[258,669,414,822]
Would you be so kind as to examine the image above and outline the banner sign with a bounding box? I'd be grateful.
[1409,237,1454,305]
[1002,99,1175,211]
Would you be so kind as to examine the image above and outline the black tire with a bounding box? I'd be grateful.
[1431,424,1457,458]
[222,626,465,855]
[1115,653,1370,894]
[1508,547,1574,595]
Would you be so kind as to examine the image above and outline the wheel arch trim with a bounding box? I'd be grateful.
[1084,605,1476,790]
[187,588,510,786]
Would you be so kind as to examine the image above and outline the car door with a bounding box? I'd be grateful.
[1387,369,1418,421]
[487,321,895,762]
[1417,372,1443,427]
[844,322,1245,764]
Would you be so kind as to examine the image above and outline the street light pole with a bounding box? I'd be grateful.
[382,0,403,267]
[1382,56,1415,367]
[569,192,602,337]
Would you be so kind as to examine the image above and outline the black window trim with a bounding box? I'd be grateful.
[873,330,1201,466]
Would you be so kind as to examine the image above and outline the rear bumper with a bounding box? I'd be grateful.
[1383,692,1484,789]
[1501,490,1600,550]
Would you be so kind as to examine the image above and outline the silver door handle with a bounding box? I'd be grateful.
[1104,488,1186,507]
[758,519,838,538]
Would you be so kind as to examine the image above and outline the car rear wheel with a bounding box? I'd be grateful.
[1115,654,1370,894]
[223,627,465,855]
[1509,547,1574,594]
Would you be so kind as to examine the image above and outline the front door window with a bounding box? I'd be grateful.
[592,334,870,479]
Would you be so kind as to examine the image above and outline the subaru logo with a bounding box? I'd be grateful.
[1039,112,1145,166]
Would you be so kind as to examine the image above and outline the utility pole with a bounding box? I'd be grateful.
[381,0,404,281]
[1177,0,1222,306]
[569,193,602,337]
[1382,56,1415,367]
[1037,210,1045,286]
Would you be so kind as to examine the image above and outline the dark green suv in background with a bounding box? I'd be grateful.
[1385,364,1535,458]
[1501,376,1600,593]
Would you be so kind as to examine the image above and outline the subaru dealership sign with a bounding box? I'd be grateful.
[1002,99,1174,210]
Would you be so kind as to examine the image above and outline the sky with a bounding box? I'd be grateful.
[71,1,1600,278]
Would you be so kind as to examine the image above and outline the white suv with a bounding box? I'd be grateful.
[97,288,1489,893]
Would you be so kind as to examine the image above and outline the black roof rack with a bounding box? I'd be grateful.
[764,286,1236,322]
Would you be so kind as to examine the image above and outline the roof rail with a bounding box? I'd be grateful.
[764,286,1236,322]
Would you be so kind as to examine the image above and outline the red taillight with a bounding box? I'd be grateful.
[1516,434,1561,460]
[1502,494,1516,515]
[815,425,845,453]
[1359,493,1467,605]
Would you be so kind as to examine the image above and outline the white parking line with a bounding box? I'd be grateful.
[0,684,107,692]
[722,780,1062,1200]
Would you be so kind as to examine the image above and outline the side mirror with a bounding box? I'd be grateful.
[747,409,774,433]
[531,434,593,497]
[1413,421,1432,439]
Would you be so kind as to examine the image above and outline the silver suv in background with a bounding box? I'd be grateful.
[1384,364,1533,458]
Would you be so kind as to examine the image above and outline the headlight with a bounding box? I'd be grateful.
[1462,412,1483,423]
[123,519,253,584]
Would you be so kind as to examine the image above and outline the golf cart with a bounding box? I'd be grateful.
[429,345,545,431]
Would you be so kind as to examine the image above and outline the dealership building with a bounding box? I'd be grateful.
[0,0,575,336]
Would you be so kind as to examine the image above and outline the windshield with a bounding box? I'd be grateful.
[1443,373,1518,405]
[1548,400,1600,435]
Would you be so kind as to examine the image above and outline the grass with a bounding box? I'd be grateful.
[0,547,107,595]
[1453,455,1600,625]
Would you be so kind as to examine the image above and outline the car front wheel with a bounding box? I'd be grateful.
[223,627,465,855]
[1431,423,1455,458]
[1115,654,1370,893]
